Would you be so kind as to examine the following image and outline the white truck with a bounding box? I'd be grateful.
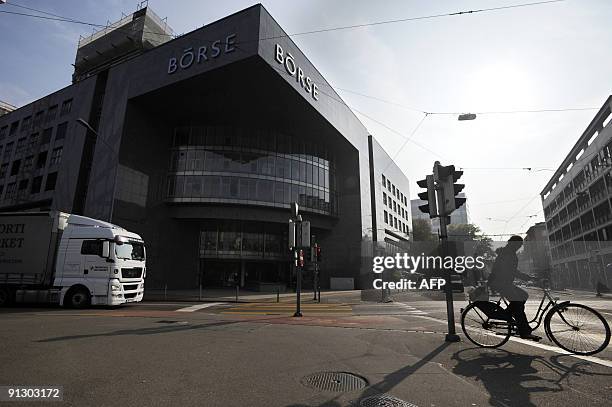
[0,211,146,308]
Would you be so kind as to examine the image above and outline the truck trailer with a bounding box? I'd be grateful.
[0,211,146,307]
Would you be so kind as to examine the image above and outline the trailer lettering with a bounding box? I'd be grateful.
[0,223,26,234]
[0,237,25,248]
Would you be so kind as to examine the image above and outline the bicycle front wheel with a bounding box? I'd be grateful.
[545,303,611,356]
[461,302,511,348]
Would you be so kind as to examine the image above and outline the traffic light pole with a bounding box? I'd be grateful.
[438,198,460,343]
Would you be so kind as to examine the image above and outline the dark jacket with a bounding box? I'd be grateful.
[489,247,518,289]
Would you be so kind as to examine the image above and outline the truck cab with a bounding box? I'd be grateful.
[55,215,146,307]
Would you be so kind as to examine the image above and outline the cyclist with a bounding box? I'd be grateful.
[488,235,541,341]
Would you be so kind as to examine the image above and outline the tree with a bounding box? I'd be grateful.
[412,219,436,242]
[447,223,494,258]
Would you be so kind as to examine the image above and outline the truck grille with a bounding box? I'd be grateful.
[124,292,138,299]
[123,284,139,291]
[121,267,143,279]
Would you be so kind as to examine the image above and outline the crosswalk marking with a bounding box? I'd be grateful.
[176,302,225,312]
[221,302,352,315]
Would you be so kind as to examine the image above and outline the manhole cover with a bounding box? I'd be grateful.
[358,394,419,407]
[301,372,368,392]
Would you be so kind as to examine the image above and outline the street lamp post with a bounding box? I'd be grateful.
[75,118,118,222]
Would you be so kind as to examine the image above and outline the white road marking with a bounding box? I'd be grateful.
[409,314,612,368]
[176,302,225,312]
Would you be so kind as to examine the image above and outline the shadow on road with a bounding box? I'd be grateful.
[451,348,612,407]
[36,320,243,342]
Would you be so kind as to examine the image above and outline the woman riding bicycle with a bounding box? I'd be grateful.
[488,235,541,341]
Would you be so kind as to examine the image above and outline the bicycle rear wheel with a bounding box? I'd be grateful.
[545,303,611,356]
[461,302,511,348]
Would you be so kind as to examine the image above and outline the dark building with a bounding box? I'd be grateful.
[541,96,612,290]
[0,4,412,291]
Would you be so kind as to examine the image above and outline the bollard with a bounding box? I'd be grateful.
[277,287,280,303]
[235,285,239,303]
[164,284,167,301]
[199,283,202,301]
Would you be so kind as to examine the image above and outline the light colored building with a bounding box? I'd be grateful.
[540,96,612,290]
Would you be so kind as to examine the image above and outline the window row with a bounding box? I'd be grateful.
[0,172,57,202]
[382,173,408,207]
[0,148,62,182]
[383,210,410,235]
[0,99,71,143]
[170,149,333,190]
[172,125,333,168]
[0,122,67,163]
[382,191,409,221]
[167,175,337,215]
[200,222,288,257]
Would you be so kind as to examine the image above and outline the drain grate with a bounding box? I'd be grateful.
[301,372,368,392]
[358,394,419,407]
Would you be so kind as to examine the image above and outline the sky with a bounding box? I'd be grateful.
[1,0,611,240]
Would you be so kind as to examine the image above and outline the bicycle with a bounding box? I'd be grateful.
[460,280,611,355]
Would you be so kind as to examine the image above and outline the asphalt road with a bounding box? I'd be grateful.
[1,293,611,406]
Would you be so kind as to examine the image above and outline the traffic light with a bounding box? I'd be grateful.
[298,249,305,268]
[416,174,438,218]
[315,244,321,262]
[435,164,465,215]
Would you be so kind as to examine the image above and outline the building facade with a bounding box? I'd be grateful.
[541,96,612,290]
[0,5,411,291]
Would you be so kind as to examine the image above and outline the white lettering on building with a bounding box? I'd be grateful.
[274,44,318,101]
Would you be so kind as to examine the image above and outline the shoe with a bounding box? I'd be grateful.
[519,333,542,341]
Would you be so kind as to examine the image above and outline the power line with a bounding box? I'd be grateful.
[257,0,566,41]
[2,0,567,46]
[335,87,598,117]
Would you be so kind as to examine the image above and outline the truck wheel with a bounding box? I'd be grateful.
[0,287,14,307]
[66,287,91,309]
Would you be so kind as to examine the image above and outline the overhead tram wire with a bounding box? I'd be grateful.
[2,0,568,47]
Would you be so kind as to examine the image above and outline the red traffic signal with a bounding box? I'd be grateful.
[298,249,305,268]
[315,244,321,261]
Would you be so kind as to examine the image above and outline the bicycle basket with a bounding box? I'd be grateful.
[473,301,511,321]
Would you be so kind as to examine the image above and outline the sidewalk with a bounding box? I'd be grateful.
[143,287,365,303]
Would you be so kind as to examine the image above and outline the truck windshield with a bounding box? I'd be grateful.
[115,240,145,261]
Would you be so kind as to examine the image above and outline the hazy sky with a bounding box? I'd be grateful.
[1,0,611,239]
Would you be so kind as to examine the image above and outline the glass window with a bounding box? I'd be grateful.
[383,192,387,205]
[0,163,8,178]
[291,160,299,181]
[3,142,13,161]
[16,137,26,154]
[30,176,41,193]
[81,240,103,256]
[299,162,306,182]
[60,99,73,116]
[55,122,68,140]
[6,182,17,198]
[306,163,313,184]
[36,151,47,169]
[28,132,39,150]
[21,116,31,132]
[201,229,218,252]
[257,179,273,202]
[384,211,388,224]
[230,177,238,198]
[50,147,63,165]
[382,174,386,185]
[10,159,21,176]
[0,126,8,141]
[34,111,44,127]
[46,105,58,122]
[23,155,34,171]
[45,172,57,191]
[41,127,53,144]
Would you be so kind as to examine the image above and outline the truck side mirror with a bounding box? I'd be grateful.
[102,241,110,258]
